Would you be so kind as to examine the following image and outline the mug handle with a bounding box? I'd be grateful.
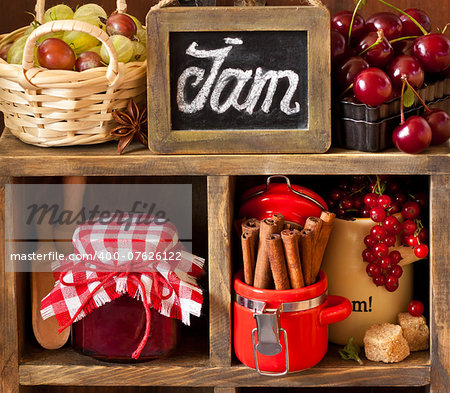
[319,295,352,326]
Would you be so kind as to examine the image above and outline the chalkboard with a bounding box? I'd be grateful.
[169,31,308,131]
[146,7,331,154]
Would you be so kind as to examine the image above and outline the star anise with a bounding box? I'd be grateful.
[111,99,148,155]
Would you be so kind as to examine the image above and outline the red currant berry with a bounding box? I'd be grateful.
[370,207,386,222]
[389,250,403,264]
[394,193,407,204]
[418,228,429,243]
[353,195,365,210]
[364,234,378,248]
[385,275,399,292]
[364,193,378,207]
[360,206,371,218]
[377,195,392,209]
[371,225,388,241]
[389,202,401,214]
[366,262,382,277]
[380,256,393,270]
[408,300,424,317]
[373,243,389,258]
[413,191,429,209]
[330,188,344,201]
[406,235,419,247]
[373,275,386,286]
[414,244,429,258]
[341,196,353,210]
[384,234,396,247]
[383,215,401,234]
[389,265,403,278]
[402,201,421,220]
[401,219,417,235]
[362,248,377,262]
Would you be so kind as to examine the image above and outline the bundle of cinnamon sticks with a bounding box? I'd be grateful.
[240,211,336,290]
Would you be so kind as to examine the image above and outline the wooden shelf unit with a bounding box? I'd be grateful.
[0,130,448,393]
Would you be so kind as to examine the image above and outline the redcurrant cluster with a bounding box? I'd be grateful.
[327,175,429,292]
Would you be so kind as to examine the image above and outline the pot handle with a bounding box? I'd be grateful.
[319,295,352,326]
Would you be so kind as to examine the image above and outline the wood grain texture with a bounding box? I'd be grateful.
[214,388,238,393]
[0,177,19,393]
[18,345,430,386]
[207,176,234,366]
[147,6,331,154]
[429,174,450,393]
[0,131,448,176]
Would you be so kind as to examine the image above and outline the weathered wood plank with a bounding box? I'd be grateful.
[18,346,430,387]
[208,176,234,367]
[0,177,19,393]
[429,174,450,393]
[0,131,448,177]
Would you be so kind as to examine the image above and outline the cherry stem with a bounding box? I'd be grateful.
[375,0,428,36]
[358,29,384,56]
[401,75,431,113]
[400,79,406,124]
[340,82,354,98]
[389,36,419,44]
[442,23,450,35]
[349,0,365,44]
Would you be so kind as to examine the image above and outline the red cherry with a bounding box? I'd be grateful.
[392,39,415,57]
[399,9,431,36]
[385,275,399,292]
[331,30,348,66]
[357,32,395,68]
[370,206,386,222]
[402,201,421,220]
[389,265,403,278]
[353,68,393,107]
[383,215,401,234]
[387,55,424,89]
[366,262,382,277]
[423,109,450,145]
[366,12,403,41]
[331,11,366,42]
[408,300,424,317]
[393,116,432,154]
[413,33,450,73]
[336,56,369,90]
[414,244,429,258]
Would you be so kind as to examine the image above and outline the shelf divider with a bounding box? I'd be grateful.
[208,176,235,367]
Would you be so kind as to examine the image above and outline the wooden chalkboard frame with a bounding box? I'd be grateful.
[146,6,331,154]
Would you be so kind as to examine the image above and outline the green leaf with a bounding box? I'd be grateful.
[339,337,364,365]
[404,85,416,108]
[353,0,367,9]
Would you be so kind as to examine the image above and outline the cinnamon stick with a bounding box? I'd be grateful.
[266,234,290,290]
[241,231,256,286]
[241,218,260,256]
[281,229,304,289]
[253,218,279,289]
[284,222,302,231]
[272,213,285,233]
[299,228,315,286]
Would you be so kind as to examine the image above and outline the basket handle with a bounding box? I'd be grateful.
[21,19,120,85]
[35,0,129,24]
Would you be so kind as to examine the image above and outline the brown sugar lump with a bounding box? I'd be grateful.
[398,312,430,351]
[363,323,410,363]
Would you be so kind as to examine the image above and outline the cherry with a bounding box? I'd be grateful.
[413,33,450,73]
[408,300,424,317]
[357,31,394,68]
[402,201,421,220]
[392,39,415,57]
[336,56,369,90]
[331,30,348,66]
[399,9,431,36]
[423,110,450,145]
[331,11,366,42]
[414,244,429,258]
[387,55,424,89]
[385,275,399,292]
[393,116,432,154]
[353,68,393,107]
[366,12,403,41]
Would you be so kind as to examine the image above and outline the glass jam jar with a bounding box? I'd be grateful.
[72,294,179,361]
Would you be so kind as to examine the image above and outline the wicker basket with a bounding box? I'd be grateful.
[0,0,146,147]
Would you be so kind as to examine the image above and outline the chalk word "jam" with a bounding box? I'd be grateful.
[177,37,301,116]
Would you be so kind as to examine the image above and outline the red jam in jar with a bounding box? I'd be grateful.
[72,294,178,361]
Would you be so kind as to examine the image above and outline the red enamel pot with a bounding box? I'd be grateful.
[238,175,327,227]
[234,270,352,375]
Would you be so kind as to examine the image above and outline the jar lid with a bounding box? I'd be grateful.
[238,175,327,226]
